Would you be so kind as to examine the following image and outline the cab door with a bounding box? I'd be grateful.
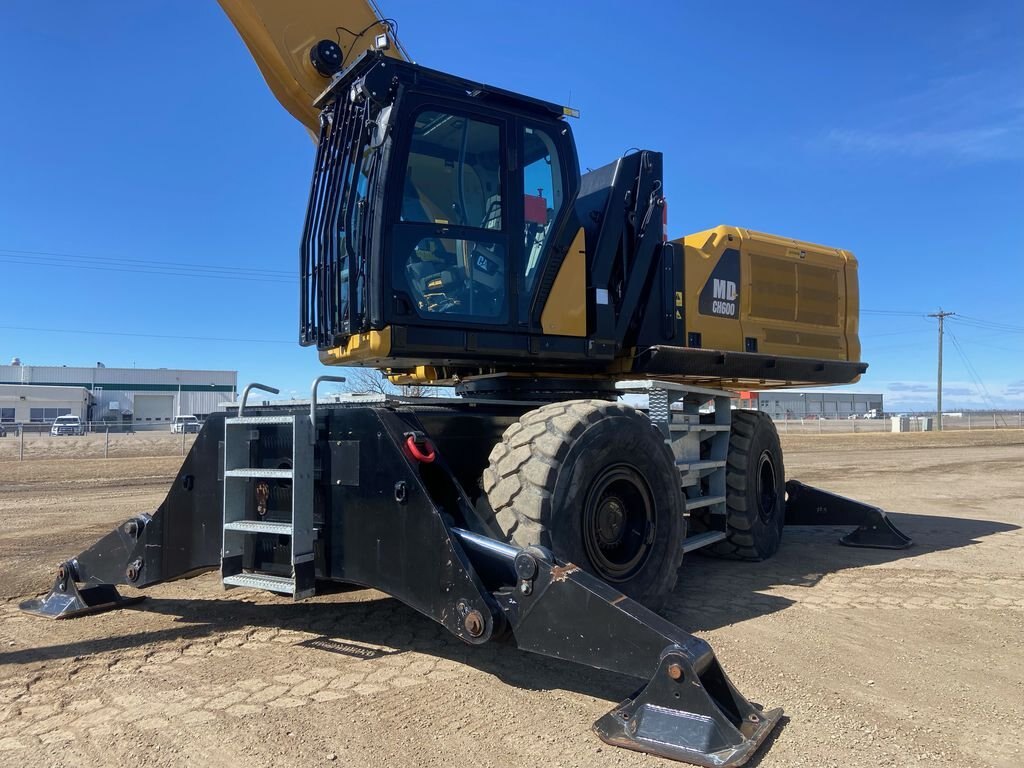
[387,102,513,329]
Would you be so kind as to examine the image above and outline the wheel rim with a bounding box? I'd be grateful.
[582,464,655,582]
[756,450,779,525]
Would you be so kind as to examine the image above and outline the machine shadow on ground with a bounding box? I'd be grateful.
[1,593,646,705]
[671,512,1019,631]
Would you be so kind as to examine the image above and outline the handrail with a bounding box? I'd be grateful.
[309,375,347,439]
[238,383,280,417]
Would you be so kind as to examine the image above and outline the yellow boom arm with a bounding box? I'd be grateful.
[217,0,408,133]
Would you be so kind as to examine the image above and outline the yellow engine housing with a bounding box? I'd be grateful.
[674,225,860,373]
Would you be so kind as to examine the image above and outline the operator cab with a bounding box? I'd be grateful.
[300,53,584,372]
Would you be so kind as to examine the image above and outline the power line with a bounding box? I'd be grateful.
[953,326,1024,339]
[0,325,293,345]
[961,339,1024,354]
[861,311,1023,350]
[861,329,933,339]
[862,311,1024,336]
[861,309,929,317]
[0,245,296,285]
[864,341,938,353]
[0,247,293,277]
[947,329,1005,423]
[948,315,1024,334]
[955,313,1024,330]
[0,255,295,284]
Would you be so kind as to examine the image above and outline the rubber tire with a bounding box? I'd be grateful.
[699,410,786,560]
[481,400,685,611]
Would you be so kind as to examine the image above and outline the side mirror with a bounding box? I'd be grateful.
[370,104,393,149]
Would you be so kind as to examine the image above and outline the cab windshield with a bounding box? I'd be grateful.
[399,109,506,322]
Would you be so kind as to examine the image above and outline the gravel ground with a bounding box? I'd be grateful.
[0,429,1021,768]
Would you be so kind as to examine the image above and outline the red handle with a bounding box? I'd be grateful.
[405,435,436,463]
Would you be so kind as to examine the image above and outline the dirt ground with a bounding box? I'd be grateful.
[0,430,1021,768]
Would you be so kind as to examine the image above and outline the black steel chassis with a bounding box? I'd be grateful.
[19,401,910,766]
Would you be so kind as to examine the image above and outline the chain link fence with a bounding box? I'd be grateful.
[3,411,1023,461]
[772,411,1024,434]
[0,421,199,461]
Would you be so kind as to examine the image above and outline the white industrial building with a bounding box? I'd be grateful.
[0,385,92,425]
[737,391,884,420]
[0,361,237,427]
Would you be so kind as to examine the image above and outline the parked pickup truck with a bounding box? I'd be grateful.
[171,415,201,434]
[51,416,85,436]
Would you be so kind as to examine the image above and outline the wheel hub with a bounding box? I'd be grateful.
[583,465,655,582]
[595,498,626,548]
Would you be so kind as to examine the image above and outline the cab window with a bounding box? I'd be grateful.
[521,126,564,291]
[399,110,506,322]
[402,111,502,229]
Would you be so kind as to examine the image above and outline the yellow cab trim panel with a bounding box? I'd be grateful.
[387,366,440,386]
[540,227,587,337]
[319,328,392,366]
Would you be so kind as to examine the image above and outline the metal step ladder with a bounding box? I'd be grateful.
[617,380,732,553]
[220,380,337,599]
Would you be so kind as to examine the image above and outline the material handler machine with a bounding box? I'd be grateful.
[21,2,911,765]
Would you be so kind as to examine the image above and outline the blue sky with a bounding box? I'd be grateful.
[1,1,1021,409]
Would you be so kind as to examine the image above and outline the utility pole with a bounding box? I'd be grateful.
[928,310,954,431]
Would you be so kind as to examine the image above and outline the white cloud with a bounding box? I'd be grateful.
[821,69,1024,163]
[878,379,1024,410]
[887,381,933,393]
[826,123,1023,162]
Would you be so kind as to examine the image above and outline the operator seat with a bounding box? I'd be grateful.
[403,176,464,313]
[468,193,505,295]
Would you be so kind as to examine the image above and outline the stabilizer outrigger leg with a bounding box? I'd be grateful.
[454,529,782,766]
[785,480,912,549]
[594,649,780,767]
[20,415,226,619]
[19,561,145,619]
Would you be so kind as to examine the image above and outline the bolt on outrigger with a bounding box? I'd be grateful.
[22,378,910,767]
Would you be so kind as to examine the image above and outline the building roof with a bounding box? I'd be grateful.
[0,364,236,391]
